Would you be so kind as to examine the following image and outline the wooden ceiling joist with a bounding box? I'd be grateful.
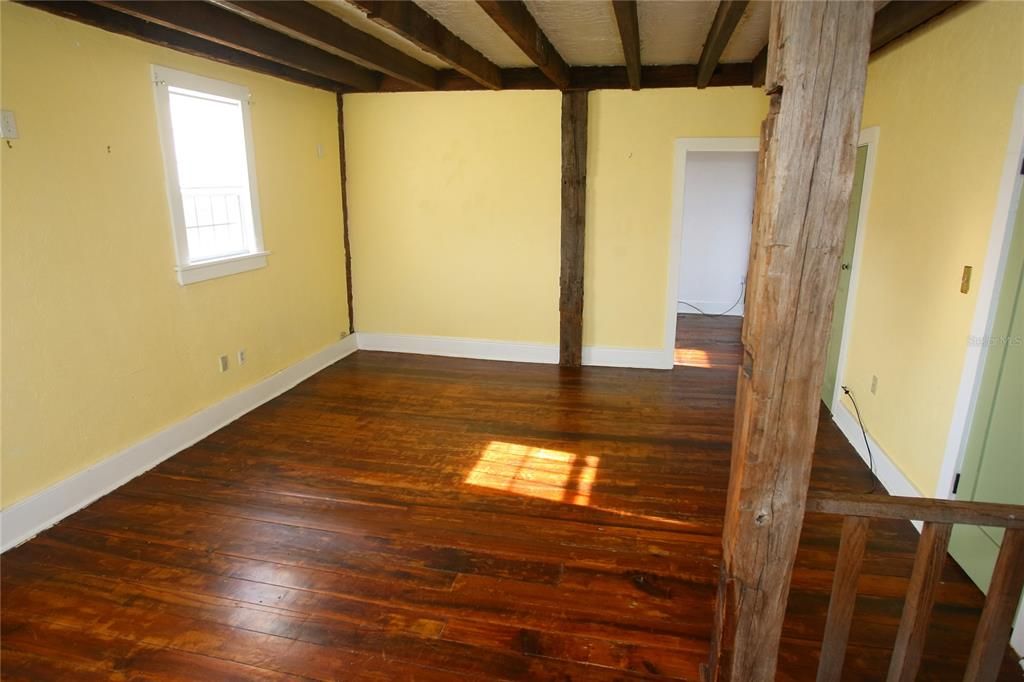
[476,0,570,90]
[751,45,768,89]
[215,1,437,90]
[871,0,959,53]
[377,62,753,93]
[696,0,749,89]
[350,0,502,91]
[96,0,379,91]
[18,1,349,92]
[611,1,641,91]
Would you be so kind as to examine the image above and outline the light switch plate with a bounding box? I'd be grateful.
[961,265,973,294]
[0,110,18,140]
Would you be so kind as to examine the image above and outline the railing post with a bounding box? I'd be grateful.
[886,522,953,682]
[816,516,870,681]
[962,528,1024,682]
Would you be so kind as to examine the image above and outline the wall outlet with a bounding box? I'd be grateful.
[0,110,18,140]
[870,375,878,395]
[237,349,246,366]
[316,143,324,159]
[219,355,229,372]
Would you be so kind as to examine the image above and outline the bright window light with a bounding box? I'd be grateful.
[153,66,267,285]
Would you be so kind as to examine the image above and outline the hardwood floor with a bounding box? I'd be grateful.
[2,315,1021,680]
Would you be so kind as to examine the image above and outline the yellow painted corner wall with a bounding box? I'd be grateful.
[344,90,561,343]
[0,3,349,506]
[585,88,766,348]
[840,1,1024,496]
[344,87,766,348]
[0,1,6,501]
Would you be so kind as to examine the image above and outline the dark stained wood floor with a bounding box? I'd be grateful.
[2,315,1021,680]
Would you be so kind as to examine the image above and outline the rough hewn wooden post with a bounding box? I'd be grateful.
[709,3,873,680]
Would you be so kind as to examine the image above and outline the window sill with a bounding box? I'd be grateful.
[176,251,269,285]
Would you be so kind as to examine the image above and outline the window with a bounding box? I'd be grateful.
[152,66,267,285]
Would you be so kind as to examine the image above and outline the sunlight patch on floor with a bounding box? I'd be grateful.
[466,441,600,505]
[674,347,713,368]
[465,441,708,529]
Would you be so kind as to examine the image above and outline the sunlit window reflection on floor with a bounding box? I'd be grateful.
[674,347,713,368]
[465,441,600,506]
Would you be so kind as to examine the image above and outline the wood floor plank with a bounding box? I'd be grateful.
[2,314,1019,680]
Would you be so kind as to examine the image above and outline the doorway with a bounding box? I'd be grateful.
[949,176,1023,596]
[823,127,880,411]
[822,142,868,405]
[665,138,759,363]
[677,151,757,317]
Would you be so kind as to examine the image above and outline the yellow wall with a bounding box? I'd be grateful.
[0,2,6,498]
[345,87,766,348]
[1,3,349,506]
[345,90,561,342]
[586,88,766,348]
[840,1,1024,495]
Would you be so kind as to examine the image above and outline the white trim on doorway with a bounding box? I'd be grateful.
[827,126,881,413]
[937,85,1024,502]
[934,85,1024,660]
[665,137,760,359]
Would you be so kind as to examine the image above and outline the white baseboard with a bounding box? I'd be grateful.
[677,299,744,316]
[831,400,922,501]
[1016,621,1024,673]
[356,332,671,370]
[356,332,557,364]
[0,334,359,553]
[582,345,672,369]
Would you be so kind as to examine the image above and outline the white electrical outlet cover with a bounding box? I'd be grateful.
[0,110,19,140]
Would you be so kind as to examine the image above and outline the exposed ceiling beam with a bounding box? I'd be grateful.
[573,63,752,91]
[871,0,959,53]
[214,1,436,90]
[96,1,379,91]
[696,0,749,89]
[476,0,570,90]
[16,1,349,92]
[611,1,641,91]
[751,45,768,88]
[378,63,753,92]
[349,0,502,91]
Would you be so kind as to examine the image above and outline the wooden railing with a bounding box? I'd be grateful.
[805,493,1024,682]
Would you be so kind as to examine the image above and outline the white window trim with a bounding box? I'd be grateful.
[152,65,268,285]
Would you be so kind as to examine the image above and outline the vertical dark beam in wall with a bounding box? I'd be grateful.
[559,91,588,367]
[337,92,355,334]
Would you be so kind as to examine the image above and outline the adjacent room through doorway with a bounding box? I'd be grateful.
[671,142,756,368]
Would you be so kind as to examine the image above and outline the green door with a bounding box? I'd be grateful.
[822,145,869,407]
[949,186,1024,592]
